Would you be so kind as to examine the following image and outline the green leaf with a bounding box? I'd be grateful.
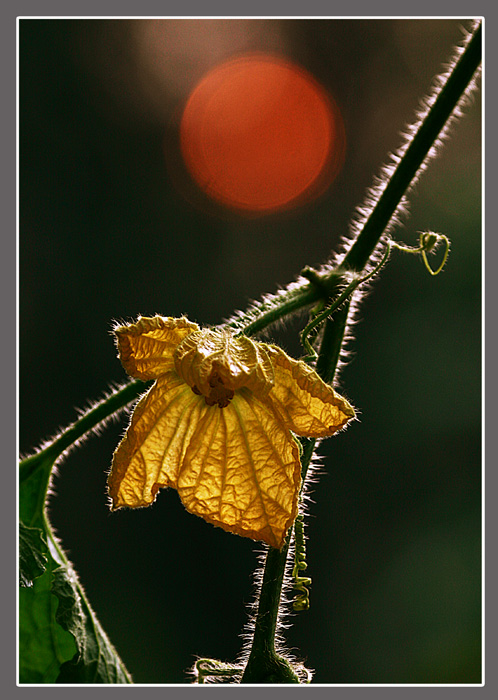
[19,524,132,683]
[53,566,132,683]
[19,521,48,587]
[19,556,78,683]
[19,446,132,683]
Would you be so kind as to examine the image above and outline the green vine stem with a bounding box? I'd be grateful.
[342,22,481,274]
[19,379,148,495]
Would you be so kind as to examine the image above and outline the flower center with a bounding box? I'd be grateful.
[192,371,235,408]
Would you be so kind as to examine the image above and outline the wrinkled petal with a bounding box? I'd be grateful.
[176,388,302,548]
[109,314,356,547]
[114,315,199,380]
[174,328,274,396]
[264,345,355,437]
[108,371,207,508]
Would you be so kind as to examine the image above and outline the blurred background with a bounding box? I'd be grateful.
[19,18,481,684]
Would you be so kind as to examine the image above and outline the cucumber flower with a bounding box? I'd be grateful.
[108,316,354,548]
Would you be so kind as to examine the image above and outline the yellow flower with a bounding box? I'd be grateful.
[108,316,355,548]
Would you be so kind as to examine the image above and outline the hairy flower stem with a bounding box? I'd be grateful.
[240,540,299,684]
[241,438,317,684]
[239,315,350,684]
[343,21,481,273]
[19,379,148,489]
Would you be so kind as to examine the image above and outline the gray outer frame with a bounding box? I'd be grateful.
[11,1,491,698]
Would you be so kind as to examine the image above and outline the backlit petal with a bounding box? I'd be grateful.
[174,328,274,396]
[176,388,301,548]
[264,345,355,437]
[108,371,207,508]
[109,314,355,547]
[114,315,199,379]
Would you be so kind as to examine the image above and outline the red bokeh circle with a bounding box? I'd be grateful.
[179,55,345,214]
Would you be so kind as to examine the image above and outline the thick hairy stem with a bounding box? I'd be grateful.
[343,22,481,273]
[239,21,481,684]
[240,541,298,684]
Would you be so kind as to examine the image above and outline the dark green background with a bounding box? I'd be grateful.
[19,18,481,684]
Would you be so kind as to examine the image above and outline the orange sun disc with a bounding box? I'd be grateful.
[179,54,345,214]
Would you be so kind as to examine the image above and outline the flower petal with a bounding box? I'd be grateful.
[174,328,274,396]
[108,371,207,509]
[264,345,355,437]
[176,388,302,548]
[114,315,199,379]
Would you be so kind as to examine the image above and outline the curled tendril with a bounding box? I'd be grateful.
[194,658,243,684]
[391,231,451,276]
[292,512,312,612]
[195,657,311,684]
[300,243,392,362]
[300,231,451,361]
